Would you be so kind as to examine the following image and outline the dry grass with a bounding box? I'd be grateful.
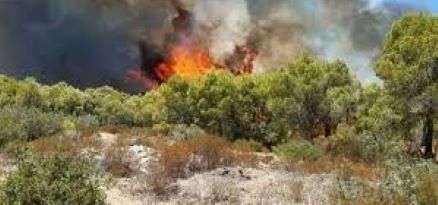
[102,135,133,178]
[417,172,438,205]
[30,126,139,178]
[280,156,379,181]
[30,133,100,155]
[147,135,236,197]
[287,180,304,203]
[155,135,233,179]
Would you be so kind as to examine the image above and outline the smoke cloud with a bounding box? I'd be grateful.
[0,0,427,90]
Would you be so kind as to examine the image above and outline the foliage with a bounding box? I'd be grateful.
[0,108,26,147]
[378,159,438,205]
[233,139,264,152]
[0,107,64,147]
[0,154,105,205]
[168,124,206,141]
[376,14,437,107]
[329,133,405,164]
[0,54,359,146]
[375,13,437,158]
[274,139,324,162]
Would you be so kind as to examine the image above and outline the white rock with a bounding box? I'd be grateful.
[98,132,118,148]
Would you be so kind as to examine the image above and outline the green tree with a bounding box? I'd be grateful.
[375,14,437,158]
[41,82,88,115]
[85,86,129,124]
[268,55,354,139]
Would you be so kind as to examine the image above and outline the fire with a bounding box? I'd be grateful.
[155,46,215,81]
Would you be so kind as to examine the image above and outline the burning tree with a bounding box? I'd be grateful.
[127,4,258,91]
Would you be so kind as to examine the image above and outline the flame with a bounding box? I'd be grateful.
[155,46,214,81]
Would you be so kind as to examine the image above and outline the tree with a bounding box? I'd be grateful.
[375,14,437,158]
[268,54,354,139]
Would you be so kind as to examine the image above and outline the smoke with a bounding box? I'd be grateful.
[191,0,421,81]
[0,0,177,90]
[0,0,427,91]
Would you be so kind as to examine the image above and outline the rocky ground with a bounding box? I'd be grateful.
[95,132,335,205]
[0,152,15,182]
[0,132,336,205]
[106,167,333,205]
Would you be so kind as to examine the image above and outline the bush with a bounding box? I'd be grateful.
[168,124,206,141]
[0,108,26,147]
[233,139,264,152]
[329,165,405,205]
[380,159,438,205]
[0,154,105,204]
[331,159,438,205]
[19,108,64,141]
[274,139,324,162]
[0,107,64,146]
[155,135,232,179]
[327,133,405,164]
[149,135,233,197]
[73,115,101,129]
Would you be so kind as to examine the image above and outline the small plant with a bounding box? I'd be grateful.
[0,153,105,204]
[101,136,134,178]
[233,139,264,152]
[170,124,206,141]
[0,108,26,147]
[273,139,324,162]
[210,180,239,204]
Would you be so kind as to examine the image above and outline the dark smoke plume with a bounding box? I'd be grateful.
[0,0,429,91]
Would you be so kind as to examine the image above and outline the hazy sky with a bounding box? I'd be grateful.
[371,0,438,12]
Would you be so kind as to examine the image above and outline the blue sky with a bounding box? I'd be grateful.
[370,0,438,12]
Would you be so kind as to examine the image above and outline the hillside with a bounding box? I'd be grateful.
[0,14,437,204]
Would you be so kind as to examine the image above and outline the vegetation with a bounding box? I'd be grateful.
[0,154,105,205]
[0,13,436,204]
[274,139,324,162]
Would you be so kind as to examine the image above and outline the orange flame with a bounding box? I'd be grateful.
[155,46,214,81]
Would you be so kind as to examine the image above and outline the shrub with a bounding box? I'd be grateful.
[169,124,206,141]
[102,137,134,178]
[0,154,105,204]
[0,108,26,147]
[73,115,100,130]
[0,107,64,147]
[379,159,438,205]
[329,167,405,205]
[233,139,264,152]
[327,133,405,164]
[331,159,438,205]
[273,139,324,162]
[154,135,232,180]
[19,108,64,141]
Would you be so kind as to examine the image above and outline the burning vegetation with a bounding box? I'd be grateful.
[126,5,258,90]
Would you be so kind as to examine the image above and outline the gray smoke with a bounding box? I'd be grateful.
[0,0,427,90]
[192,0,422,82]
[0,0,177,90]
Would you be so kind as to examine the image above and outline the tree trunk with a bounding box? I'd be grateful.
[421,114,434,159]
[324,123,332,138]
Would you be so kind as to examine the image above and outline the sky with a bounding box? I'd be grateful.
[371,0,438,12]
